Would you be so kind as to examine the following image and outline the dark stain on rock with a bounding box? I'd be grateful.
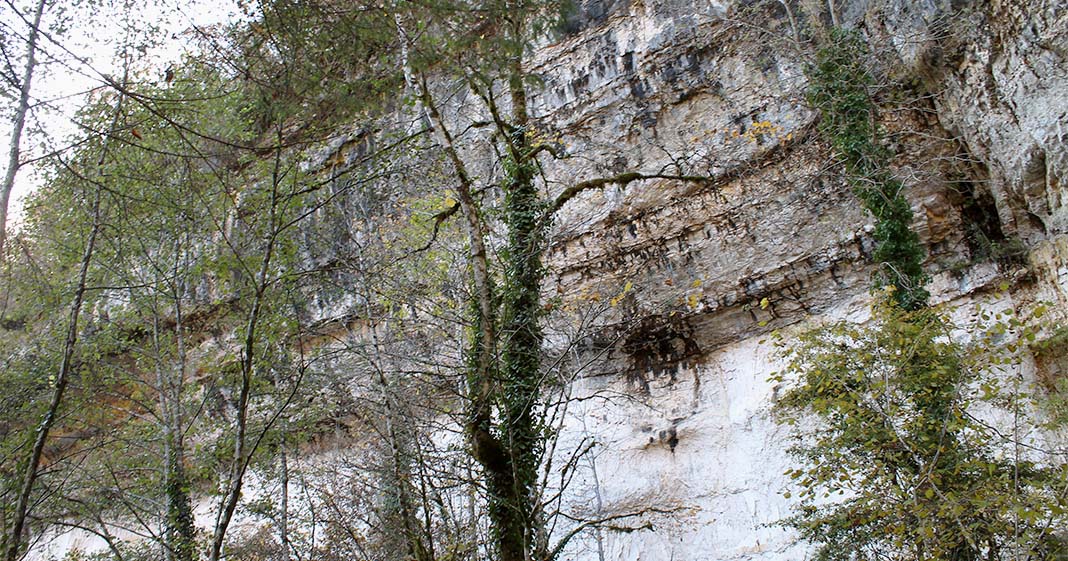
[621,314,702,392]
[659,425,680,452]
[570,73,590,96]
[556,0,629,35]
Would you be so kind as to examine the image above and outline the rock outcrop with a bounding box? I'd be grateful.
[25,1,1068,560]
[518,1,1068,559]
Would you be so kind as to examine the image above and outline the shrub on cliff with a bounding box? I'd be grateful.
[772,294,1068,561]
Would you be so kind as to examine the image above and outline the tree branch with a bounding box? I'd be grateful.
[408,201,460,255]
[545,172,714,219]
[547,507,679,561]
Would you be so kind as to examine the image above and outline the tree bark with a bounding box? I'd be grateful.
[208,130,284,561]
[490,62,545,561]
[155,268,195,561]
[0,0,47,258]
[3,75,124,559]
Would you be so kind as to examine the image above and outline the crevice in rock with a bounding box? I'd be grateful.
[1021,147,1052,235]
[951,151,1006,256]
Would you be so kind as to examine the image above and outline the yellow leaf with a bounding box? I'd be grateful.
[691,279,702,288]
[760,297,770,309]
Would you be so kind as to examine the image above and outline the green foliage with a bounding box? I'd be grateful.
[772,294,1068,561]
[0,26,343,558]
[782,30,1068,559]
[1031,323,1068,427]
[808,28,928,310]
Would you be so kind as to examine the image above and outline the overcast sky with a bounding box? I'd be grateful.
[2,0,247,225]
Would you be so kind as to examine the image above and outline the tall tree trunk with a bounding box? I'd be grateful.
[207,233,268,561]
[488,59,546,561]
[269,338,292,561]
[353,222,430,561]
[163,435,196,561]
[414,79,503,522]
[155,271,195,561]
[4,76,127,561]
[0,0,47,258]
[208,129,284,561]
[4,183,101,561]
[415,14,549,554]
[277,435,291,561]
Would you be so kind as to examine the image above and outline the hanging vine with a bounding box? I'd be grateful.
[807,28,929,310]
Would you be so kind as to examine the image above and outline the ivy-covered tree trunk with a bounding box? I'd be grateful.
[163,436,196,561]
[155,302,196,561]
[415,67,530,559]
[403,6,715,558]
[490,95,546,561]
[454,42,551,555]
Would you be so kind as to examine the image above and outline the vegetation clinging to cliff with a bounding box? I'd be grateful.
[773,294,1068,561]
[807,28,928,310]
[775,23,1068,561]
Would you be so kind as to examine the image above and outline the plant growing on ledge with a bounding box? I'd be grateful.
[808,28,928,311]
[772,294,1068,561]
[780,27,1068,556]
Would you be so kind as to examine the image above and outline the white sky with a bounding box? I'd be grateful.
[2,0,249,225]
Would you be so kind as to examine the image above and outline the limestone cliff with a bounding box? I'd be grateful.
[520,0,1068,559]
[25,1,1068,560]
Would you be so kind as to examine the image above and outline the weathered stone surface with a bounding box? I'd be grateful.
[25,1,1068,560]
[865,0,1068,239]
[522,1,1068,559]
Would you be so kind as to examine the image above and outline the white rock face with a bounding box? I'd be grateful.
[545,270,1038,561]
[525,1,1068,558]
[23,1,1068,560]
[551,335,804,561]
